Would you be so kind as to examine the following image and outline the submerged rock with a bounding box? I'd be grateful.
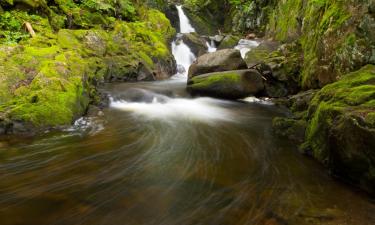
[187,69,264,99]
[188,49,247,79]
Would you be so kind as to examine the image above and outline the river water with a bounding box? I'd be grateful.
[0,5,375,225]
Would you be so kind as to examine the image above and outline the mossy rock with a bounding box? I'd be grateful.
[187,69,265,99]
[303,65,375,193]
[217,35,241,50]
[0,6,177,134]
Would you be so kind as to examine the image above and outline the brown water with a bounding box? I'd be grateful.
[0,80,374,225]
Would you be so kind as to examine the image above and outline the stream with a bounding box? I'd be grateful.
[0,5,375,225]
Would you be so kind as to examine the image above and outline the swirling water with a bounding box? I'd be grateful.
[0,6,374,225]
[0,81,375,225]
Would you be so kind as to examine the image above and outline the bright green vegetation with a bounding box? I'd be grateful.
[0,0,175,129]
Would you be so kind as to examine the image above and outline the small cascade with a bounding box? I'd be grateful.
[206,39,217,53]
[171,39,196,79]
[235,39,260,58]
[176,5,196,33]
[171,5,197,79]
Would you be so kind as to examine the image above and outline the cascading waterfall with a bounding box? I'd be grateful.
[171,5,197,79]
[108,5,234,121]
[176,5,196,33]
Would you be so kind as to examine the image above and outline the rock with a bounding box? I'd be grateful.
[272,117,307,143]
[188,49,247,79]
[217,35,241,49]
[245,41,301,97]
[164,4,180,32]
[303,65,375,194]
[246,33,257,39]
[212,34,225,43]
[244,41,280,67]
[187,69,264,99]
[179,33,208,57]
[328,113,375,193]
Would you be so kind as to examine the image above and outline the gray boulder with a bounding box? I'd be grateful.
[188,49,247,79]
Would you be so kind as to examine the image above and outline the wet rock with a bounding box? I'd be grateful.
[272,117,307,144]
[188,49,247,79]
[244,41,280,68]
[212,34,225,43]
[179,33,208,57]
[187,69,264,99]
[164,4,180,31]
[303,65,375,194]
[217,35,241,50]
[329,113,375,193]
[246,33,257,40]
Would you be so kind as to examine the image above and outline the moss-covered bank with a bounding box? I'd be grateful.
[0,0,176,134]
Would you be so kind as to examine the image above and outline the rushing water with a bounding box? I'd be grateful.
[176,5,196,33]
[171,39,196,78]
[0,5,375,225]
[206,40,217,53]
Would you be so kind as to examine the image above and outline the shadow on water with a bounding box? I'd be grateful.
[0,80,375,225]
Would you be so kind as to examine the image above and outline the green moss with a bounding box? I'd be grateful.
[190,72,240,89]
[304,65,375,161]
[268,0,304,41]
[0,5,176,130]
[300,0,352,88]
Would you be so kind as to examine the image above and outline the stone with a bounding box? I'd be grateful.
[187,69,264,99]
[179,33,208,57]
[188,49,247,79]
[217,35,241,49]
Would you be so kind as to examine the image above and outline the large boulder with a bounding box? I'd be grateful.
[187,69,264,99]
[188,49,247,79]
[302,65,375,194]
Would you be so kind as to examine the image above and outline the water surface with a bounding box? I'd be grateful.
[0,80,374,225]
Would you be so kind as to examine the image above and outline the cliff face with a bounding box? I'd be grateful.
[0,0,176,134]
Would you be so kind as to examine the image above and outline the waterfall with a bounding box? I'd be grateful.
[235,39,260,59]
[176,5,195,33]
[206,40,217,53]
[171,6,197,79]
[171,39,196,79]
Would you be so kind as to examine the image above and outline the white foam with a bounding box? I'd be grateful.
[206,40,217,53]
[235,39,260,58]
[242,97,274,105]
[171,40,196,79]
[110,97,235,123]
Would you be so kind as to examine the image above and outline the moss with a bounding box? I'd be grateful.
[267,0,304,42]
[0,5,176,131]
[304,65,375,162]
[218,35,241,49]
[300,0,352,88]
[273,117,307,143]
[190,72,241,89]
